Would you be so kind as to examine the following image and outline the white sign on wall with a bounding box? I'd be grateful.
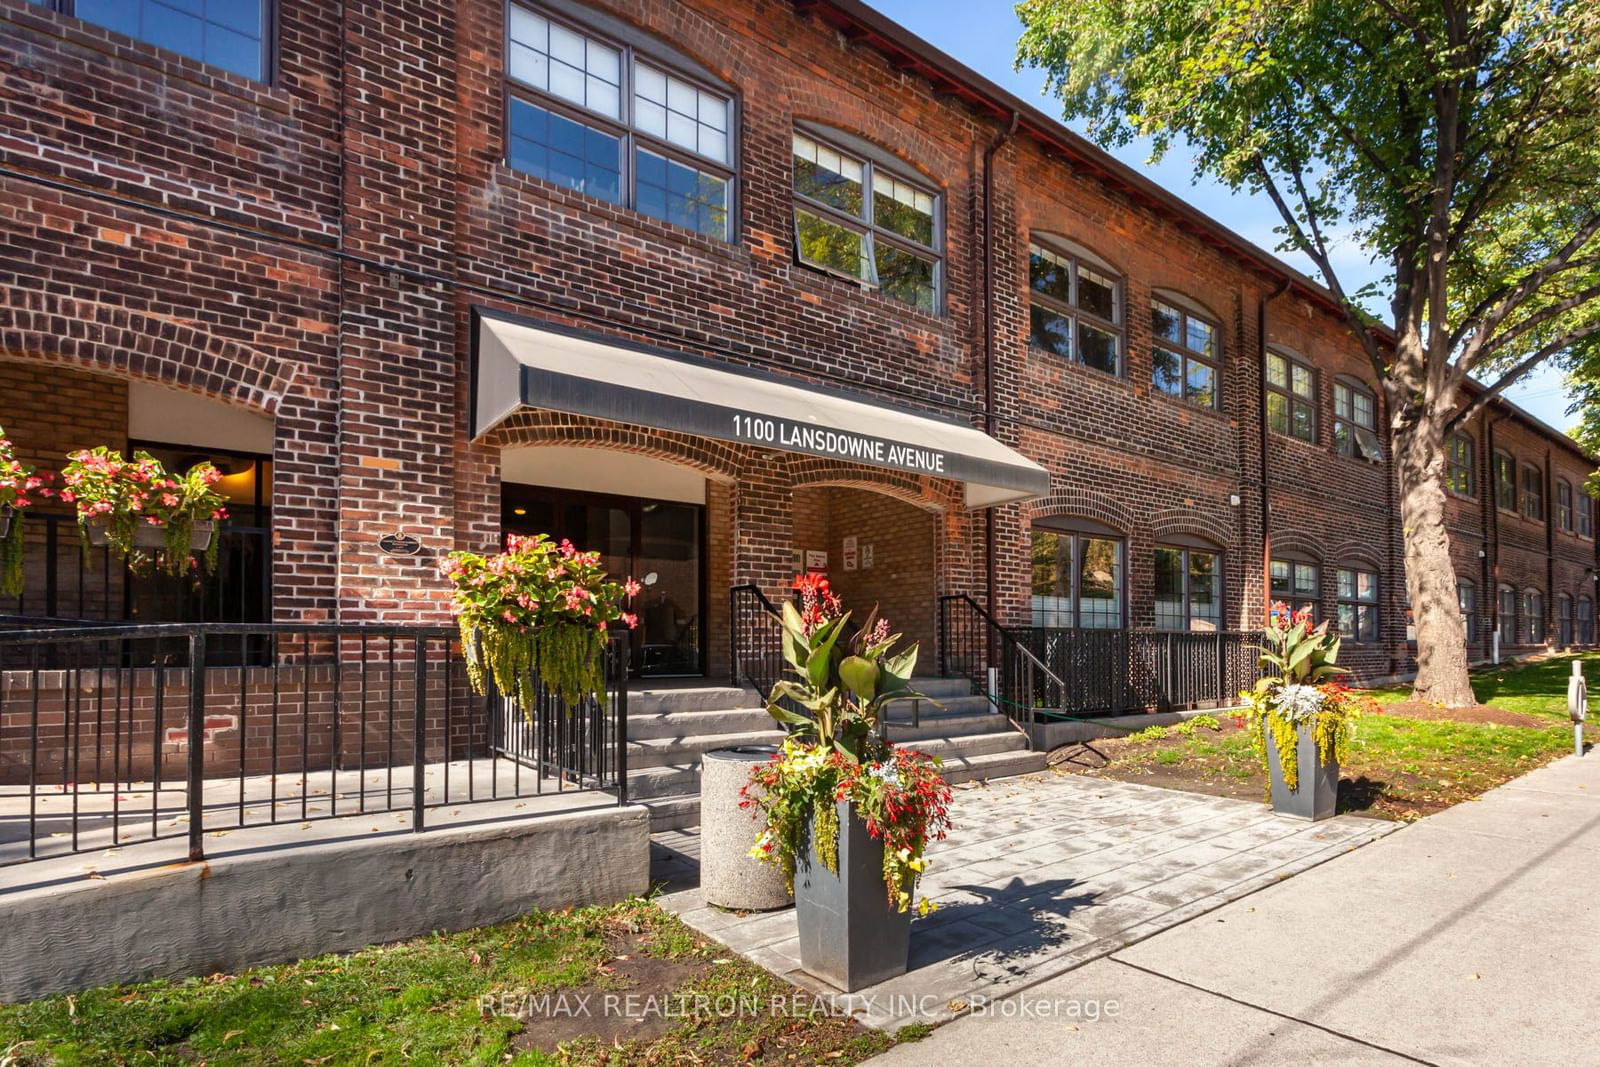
[805,549,828,571]
[842,535,858,571]
[861,543,874,570]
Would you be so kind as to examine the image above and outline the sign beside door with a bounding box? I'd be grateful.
[805,549,828,572]
[842,535,858,572]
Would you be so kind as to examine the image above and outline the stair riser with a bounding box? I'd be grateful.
[887,716,1012,740]
[628,688,754,715]
[884,695,994,717]
[629,731,784,769]
[902,733,1028,760]
[908,678,980,699]
[941,752,1049,785]
[628,709,776,740]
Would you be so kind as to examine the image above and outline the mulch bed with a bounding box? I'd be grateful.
[1371,701,1548,728]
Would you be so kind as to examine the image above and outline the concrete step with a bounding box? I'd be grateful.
[628,728,784,769]
[897,730,1029,761]
[883,693,993,719]
[639,794,702,832]
[626,762,702,801]
[939,748,1050,786]
[909,676,978,699]
[627,706,776,740]
[885,711,1013,741]
[627,685,755,716]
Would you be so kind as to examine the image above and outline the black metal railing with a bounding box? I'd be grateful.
[0,622,627,869]
[730,583,784,701]
[939,594,1260,722]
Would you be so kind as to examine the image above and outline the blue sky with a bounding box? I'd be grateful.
[863,0,1575,430]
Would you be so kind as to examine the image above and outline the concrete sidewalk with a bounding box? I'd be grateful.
[868,753,1600,1066]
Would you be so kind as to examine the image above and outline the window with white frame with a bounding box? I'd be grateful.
[1579,492,1594,538]
[1154,542,1222,631]
[1337,566,1379,641]
[1151,299,1220,409]
[1498,583,1517,640]
[1333,380,1383,462]
[505,3,735,240]
[1558,479,1574,532]
[1523,588,1545,644]
[1520,464,1544,521]
[790,130,941,312]
[1446,433,1474,496]
[1027,241,1123,376]
[1458,580,1477,644]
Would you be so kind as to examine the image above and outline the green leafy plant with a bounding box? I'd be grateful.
[440,534,639,708]
[741,575,952,914]
[1242,603,1364,791]
[58,447,227,576]
[0,425,49,598]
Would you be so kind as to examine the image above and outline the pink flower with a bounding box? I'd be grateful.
[621,612,638,629]
[624,578,642,598]
[161,493,179,507]
[58,489,74,502]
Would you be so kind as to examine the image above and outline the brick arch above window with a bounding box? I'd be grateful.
[0,288,295,416]
[1265,532,1325,563]
[787,457,956,514]
[1326,541,1383,572]
[489,410,743,483]
[1024,487,1135,535]
[1148,510,1233,548]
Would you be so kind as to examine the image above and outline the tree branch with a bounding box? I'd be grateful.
[1475,281,1600,362]
[1447,320,1600,432]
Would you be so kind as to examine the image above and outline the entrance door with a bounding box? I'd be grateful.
[503,485,705,677]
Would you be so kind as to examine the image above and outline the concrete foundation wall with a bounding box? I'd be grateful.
[0,804,650,1002]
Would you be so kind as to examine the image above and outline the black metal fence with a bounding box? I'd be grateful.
[939,594,1260,721]
[0,622,627,869]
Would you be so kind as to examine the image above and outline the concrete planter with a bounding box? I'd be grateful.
[794,799,910,992]
[1265,720,1339,821]
[700,746,791,911]
[84,518,215,552]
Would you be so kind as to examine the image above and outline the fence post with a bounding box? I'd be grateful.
[186,631,206,863]
[1217,633,1228,706]
[938,597,948,678]
[729,588,739,686]
[615,640,629,807]
[412,635,426,833]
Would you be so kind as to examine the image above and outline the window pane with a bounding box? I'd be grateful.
[792,133,863,216]
[872,173,935,246]
[1291,400,1314,441]
[1358,570,1377,601]
[75,0,264,80]
[1270,559,1291,596]
[1266,391,1289,435]
[1152,348,1183,396]
[1334,383,1351,419]
[1294,563,1317,595]
[510,13,620,119]
[1290,364,1313,398]
[1186,360,1216,408]
[1186,317,1215,356]
[1334,420,1351,456]
[1077,265,1118,322]
[1029,304,1072,359]
[638,63,729,163]
[1354,391,1375,428]
[1031,531,1073,627]
[1154,547,1184,630]
[1266,353,1288,389]
[875,244,936,312]
[1029,245,1071,304]
[635,148,729,240]
[1152,302,1182,345]
[507,97,621,203]
[1189,551,1219,631]
[794,210,871,281]
[1079,322,1119,375]
[1337,569,1356,600]
[1078,537,1121,629]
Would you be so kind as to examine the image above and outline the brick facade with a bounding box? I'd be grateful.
[0,0,1595,696]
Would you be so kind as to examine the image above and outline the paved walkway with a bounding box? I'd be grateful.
[866,753,1600,1065]
[654,771,1394,1030]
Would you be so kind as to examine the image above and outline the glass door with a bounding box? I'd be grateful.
[502,485,705,677]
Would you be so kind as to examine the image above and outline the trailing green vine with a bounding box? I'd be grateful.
[441,534,640,708]
[0,425,47,599]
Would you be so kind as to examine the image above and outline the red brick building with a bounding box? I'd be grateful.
[1,0,1594,691]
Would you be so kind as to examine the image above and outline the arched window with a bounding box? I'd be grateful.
[792,127,942,311]
[1269,551,1320,619]
[1493,452,1517,511]
[1457,580,1477,645]
[1154,537,1223,631]
[1336,564,1379,642]
[1028,237,1123,376]
[1151,294,1219,409]
[1579,596,1595,645]
[1520,464,1544,521]
[1031,518,1124,629]
[1498,583,1517,640]
[506,3,736,240]
[1559,593,1574,646]
[1446,433,1475,496]
[1333,379,1383,462]
[1265,349,1316,442]
[1522,588,1545,644]
[1557,479,1574,532]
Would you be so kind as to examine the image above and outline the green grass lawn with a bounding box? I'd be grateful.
[1066,653,1583,818]
[0,900,900,1066]
[1364,650,1600,721]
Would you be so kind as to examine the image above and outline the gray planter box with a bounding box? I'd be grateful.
[1266,720,1339,821]
[700,746,791,911]
[84,518,214,552]
[794,799,910,992]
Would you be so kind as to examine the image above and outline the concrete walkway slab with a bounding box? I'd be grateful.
[654,772,1394,1030]
[875,753,1600,1065]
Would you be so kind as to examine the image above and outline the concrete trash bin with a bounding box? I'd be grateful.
[700,746,792,911]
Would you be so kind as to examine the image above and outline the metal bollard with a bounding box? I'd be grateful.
[1568,660,1587,757]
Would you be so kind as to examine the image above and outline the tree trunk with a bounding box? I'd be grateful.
[1392,418,1477,707]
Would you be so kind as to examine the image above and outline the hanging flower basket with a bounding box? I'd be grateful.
[84,517,215,552]
[60,447,228,577]
[440,533,640,709]
[0,425,51,600]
